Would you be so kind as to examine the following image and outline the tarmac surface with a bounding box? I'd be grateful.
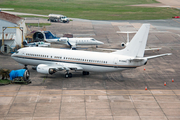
[1,18,180,120]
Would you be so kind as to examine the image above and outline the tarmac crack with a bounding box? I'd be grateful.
[103,74,114,120]
[32,90,42,119]
[59,78,64,120]
[149,90,169,120]
[5,85,22,119]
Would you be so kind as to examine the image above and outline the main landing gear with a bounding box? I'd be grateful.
[65,71,72,78]
[82,71,89,75]
[64,71,90,78]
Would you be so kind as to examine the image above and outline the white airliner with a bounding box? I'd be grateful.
[43,31,104,49]
[11,24,171,78]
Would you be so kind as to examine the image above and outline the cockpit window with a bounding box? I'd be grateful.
[90,39,95,41]
[15,51,19,54]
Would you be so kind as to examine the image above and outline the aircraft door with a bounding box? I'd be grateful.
[114,58,118,65]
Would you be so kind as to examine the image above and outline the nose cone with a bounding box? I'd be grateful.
[97,41,104,45]
[11,53,14,57]
[11,53,16,60]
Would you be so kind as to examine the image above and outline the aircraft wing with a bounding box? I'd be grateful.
[145,48,161,51]
[62,63,83,71]
[97,48,117,51]
[67,41,77,49]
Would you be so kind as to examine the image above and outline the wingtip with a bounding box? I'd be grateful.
[167,53,172,55]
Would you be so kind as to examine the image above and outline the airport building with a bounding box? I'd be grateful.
[0,11,27,53]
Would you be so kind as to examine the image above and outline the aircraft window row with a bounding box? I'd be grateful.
[79,40,88,42]
[53,55,107,64]
[63,57,107,63]
[119,60,127,62]
[26,53,48,58]
[25,54,107,63]
[61,39,66,41]
[54,56,62,59]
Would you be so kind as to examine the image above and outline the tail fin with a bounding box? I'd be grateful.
[114,24,150,57]
[44,31,57,39]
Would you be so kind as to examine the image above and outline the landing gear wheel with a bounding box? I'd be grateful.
[65,73,72,78]
[82,71,89,75]
[65,73,69,78]
[68,73,72,78]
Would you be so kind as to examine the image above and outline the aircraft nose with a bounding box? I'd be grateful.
[11,53,15,59]
[97,41,104,45]
[11,52,15,57]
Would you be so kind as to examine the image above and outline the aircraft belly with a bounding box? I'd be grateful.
[80,64,127,72]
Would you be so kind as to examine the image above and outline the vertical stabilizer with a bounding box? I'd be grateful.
[44,31,57,39]
[114,24,150,57]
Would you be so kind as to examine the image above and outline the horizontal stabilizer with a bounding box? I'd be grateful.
[127,58,146,62]
[145,48,161,51]
[96,48,117,51]
[145,53,172,60]
[97,47,161,52]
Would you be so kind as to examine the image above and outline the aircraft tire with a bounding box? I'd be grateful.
[83,71,89,75]
[65,73,69,78]
[69,73,72,78]
[65,73,72,78]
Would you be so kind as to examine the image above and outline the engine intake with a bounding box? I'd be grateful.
[121,42,125,47]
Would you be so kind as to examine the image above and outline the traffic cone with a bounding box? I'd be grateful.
[164,82,166,86]
[145,86,147,90]
[144,67,146,71]
[172,78,174,82]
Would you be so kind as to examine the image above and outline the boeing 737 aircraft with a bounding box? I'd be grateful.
[44,31,104,49]
[11,24,171,78]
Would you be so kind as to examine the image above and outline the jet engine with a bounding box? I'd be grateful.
[37,64,56,74]
[9,69,30,81]
[23,69,30,81]
[121,42,126,47]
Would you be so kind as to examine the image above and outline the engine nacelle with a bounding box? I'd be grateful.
[37,64,56,74]
[121,42,126,47]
